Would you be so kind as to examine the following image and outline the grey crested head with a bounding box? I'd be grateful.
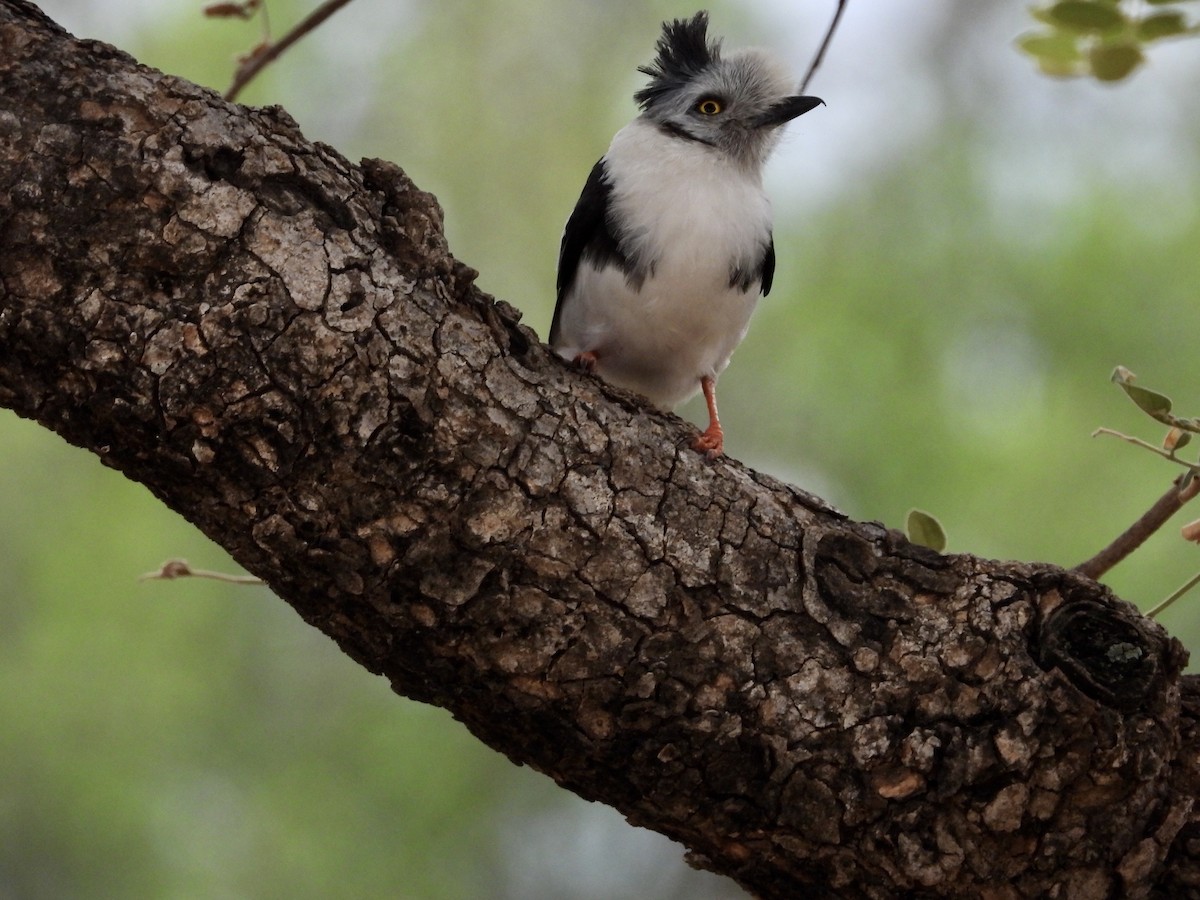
[633,11,822,170]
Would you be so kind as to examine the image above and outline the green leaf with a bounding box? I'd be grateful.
[1035,57,1086,77]
[1029,6,1061,26]
[1048,0,1127,32]
[1119,381,1173,416]
[1138,11,1189,40]
[906,509,947,553]
[1111,366,1175,417]
[1089,42,1145,80]
[1018,29,1086,76]
[1017,30,1084,63]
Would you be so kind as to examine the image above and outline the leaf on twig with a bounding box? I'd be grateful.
[204,0,262,19]
[1047,0,1127,33]
[1110,366,1200,436]
[1019,1,1200,83]
[1018,31,1085,76]
[1183,519,1200,544]
[1112,366,1173,418]
[1089,42,1145,80]
[906,509,947,553]
[1138,11,1190,41]
[1164,427,1192,453]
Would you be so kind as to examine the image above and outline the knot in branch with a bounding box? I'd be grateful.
[1037,596,1178,712]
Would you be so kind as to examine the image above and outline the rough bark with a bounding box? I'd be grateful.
[2,3,1198,896]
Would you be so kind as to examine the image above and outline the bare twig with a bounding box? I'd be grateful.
[1074,473,1200,582]
[1092,426,1200,470]
[799,0,848,93]
[223,0,356,102]
[1146,569,1200,619]
[140,558,264,585]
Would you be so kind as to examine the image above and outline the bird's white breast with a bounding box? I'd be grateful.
[556,119,774,409]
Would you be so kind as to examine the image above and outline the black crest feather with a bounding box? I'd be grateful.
[633,11,721,111]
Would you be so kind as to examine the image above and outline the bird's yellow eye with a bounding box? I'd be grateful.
[696,98,722,116]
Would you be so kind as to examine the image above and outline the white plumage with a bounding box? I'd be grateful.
[552,118,771,408]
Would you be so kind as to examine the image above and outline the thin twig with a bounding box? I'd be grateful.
[224,0,357,102]
[1092,426,1198,470]
[1145,569,1200,619]
[799,0,848,93]
[1074,473,1200,581]
[140,558,264,585]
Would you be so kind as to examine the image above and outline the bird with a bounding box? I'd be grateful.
[549,10,822,458]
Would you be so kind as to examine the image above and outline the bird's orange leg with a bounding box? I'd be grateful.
[691,375,724,458]
[572,350,599,373]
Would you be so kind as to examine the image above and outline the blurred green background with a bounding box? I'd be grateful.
[4,1,1200,897]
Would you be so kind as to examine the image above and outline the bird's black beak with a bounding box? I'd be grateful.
[754,95,824,129]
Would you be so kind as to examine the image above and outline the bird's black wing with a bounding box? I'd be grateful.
[551,158,626,346]
[730,236,777,295]
[760,236,776,296]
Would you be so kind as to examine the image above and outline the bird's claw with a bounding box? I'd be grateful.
[691,426,724,460]
[572,351,599,373]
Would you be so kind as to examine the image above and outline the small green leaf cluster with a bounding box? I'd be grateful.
[1018,0,1199,82]
[1109,366,1200,485]
[1101,368,1200,616]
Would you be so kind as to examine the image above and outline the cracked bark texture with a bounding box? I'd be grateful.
[2,3,1199,897]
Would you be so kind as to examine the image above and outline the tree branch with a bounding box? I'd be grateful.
[220,0,357,102]
[1,4,1198,897]
[1075,473,1200,581]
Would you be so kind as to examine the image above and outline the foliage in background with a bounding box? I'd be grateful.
[1019,0,1200,81]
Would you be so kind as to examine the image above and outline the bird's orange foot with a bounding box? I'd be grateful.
[571,350,599,373]
[691,423,724,460]
[692,374,724,459]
